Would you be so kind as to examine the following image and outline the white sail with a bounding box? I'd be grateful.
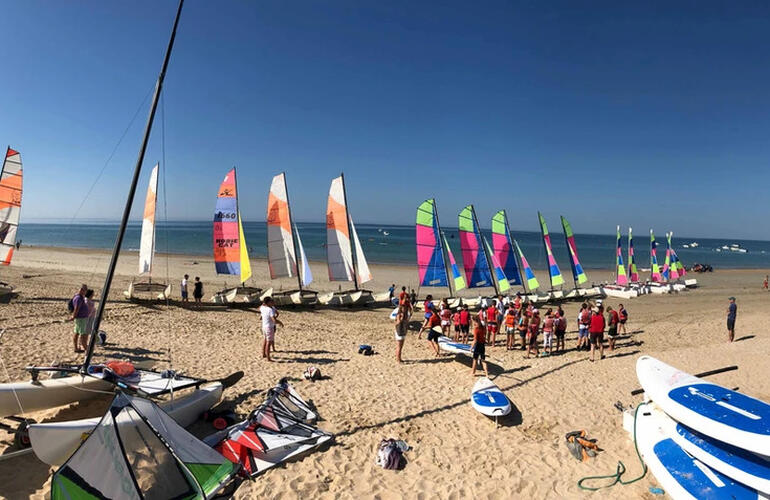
[350,218,372,284]
[138,164,159,275]
[295,224,313,287]
[0,147,23,266]
[326,176,354,281]
[267,173,297,279]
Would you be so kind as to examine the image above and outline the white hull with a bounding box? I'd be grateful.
[29,382,223,466]
[684,278,698,288]
[601,285,638,299]
[0,374,113,419]
[211,286,264,304]
[123,281,172,301]
[272,289,318,306]
[318,290,373,306]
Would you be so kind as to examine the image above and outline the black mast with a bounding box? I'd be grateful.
[84,0,185,370]
[283,173,303,291]
[340,173,359,291]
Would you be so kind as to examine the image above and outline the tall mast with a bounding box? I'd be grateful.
[472,205,499,295]
[432,199,454,297]
[84,0,185,370]
[503,210,525,289]
[283,172,303,291]
[340,173,359,291]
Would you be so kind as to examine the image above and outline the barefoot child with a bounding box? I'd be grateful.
[541,308,554,356]
[452,308,461,341]
[426,312,442,356]
[440,302,452,337]
[470,315,489,378]
[606,305,619,351]
[618,303,628,334]
[459,304,470,343]
[527,309,541,358]
[394,304,409,363]
[485,299,498,346]
[504,304,517,350]
[418,294,436,339]
[260,297,283,362]
[554,311,567,352]
[517,310,529,351]
[589,306,605,362]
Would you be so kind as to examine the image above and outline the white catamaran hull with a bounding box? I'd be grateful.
[123,281,172,301]
[601,286,638,299]
[211,286,264,304]
[318,290,373,306]
[0,374,113,419]
[29,382,224,466]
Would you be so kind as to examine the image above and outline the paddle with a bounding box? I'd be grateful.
[630,365,738,396]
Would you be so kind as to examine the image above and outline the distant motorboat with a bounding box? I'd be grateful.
[382,231,389,236]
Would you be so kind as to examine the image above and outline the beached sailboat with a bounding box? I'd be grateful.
[647,229,671,294]
[458,205,509,302]
[0,147,22,297]
[211,168,262,304]
[537,212,565,299]
[627,227,639,283]
[267,173,317,306]
[123,164,172,301]
[416,199,466,308]
[318,174,373,306]
[603,225,638,299]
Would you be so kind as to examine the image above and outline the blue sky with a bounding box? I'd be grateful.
[2,1,770,238]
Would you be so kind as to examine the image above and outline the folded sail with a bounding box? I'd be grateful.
[650,229,662,282]
[350,218,372,284]
[627,227,639,282]
[442,232,466,292]
[138,164,159,275]
[416,199,448,287]
[491,210,522,285]
[538,213,564,287]
[267,173,297,280]
[458,205,493,288]
[560,216,588,286]
[295,224,313,287]
[615,225,628,286]
[514,239,539,291]
[214,168,251,282]
[326,176,354,282]
[0,147,23,266]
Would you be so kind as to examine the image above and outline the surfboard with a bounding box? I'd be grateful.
[471,377,511,417]
[389,307,398,320]
[632,404,769,500]
[637,356,770,456]
[437,335,472,356]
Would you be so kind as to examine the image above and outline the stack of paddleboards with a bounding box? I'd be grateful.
[626,356,770,499]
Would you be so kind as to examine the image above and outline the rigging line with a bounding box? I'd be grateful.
[160,91,174,376]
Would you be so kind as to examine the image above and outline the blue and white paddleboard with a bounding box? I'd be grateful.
[389,307,399,320]
[437,336,472,356]
[471,377,511,417]
[633,405,769,500]
[637,356,770,456]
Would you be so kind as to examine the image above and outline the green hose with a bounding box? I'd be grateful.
[577,402,648,491]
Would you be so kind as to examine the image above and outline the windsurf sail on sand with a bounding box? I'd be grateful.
[627,227,639,282]
[560,216,588,287]
[213,168,252,283]
[615,225,628,286]
[138,164,158,274]
[491,210,523,286]
[459,205,495,290]
[267,173,298,280]
[442,232,466,292]
[538,212,564,288]
[51,393,236,500]
[650,229,662,282]
[514,239,540,291]
[416,199,449,288]
[0,147,22,266]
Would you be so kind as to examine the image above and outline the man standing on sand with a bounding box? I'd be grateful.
[192,277,203,309]
[727,297,737,342]
[260,296,283,361]
[589,305,605,361]
[69,284,89,353]
[181,274,189,303]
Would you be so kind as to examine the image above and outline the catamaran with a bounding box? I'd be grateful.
[123,164,172,301]
[603,225,638,299]
[211,167,262,304]
[646,229,671,294]
[415,199,466,309]
[0,147,23,297]
[318,174,373,306]
[266,172,317,306]
[537,212,565,299]
[458,205,509,307]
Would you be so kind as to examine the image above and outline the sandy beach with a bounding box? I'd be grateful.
[0,246,768,499]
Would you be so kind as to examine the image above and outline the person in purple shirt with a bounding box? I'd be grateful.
[70,284,90,353]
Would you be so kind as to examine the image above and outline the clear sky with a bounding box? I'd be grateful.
[2,1,769,238]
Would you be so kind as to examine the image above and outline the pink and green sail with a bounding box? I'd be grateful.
[670,232,686,278]
[560,216,587,286]
[442,232,466,292]
[650,229,662,282]
[537,212,564,288]
[458,205,508,292]
[416,199,449,289]
[627,227,639,282]
[491,210,522,286]
[667,232,681,280]
[615,225,628,286]
[514,239,539,291]
[662,232,673,280]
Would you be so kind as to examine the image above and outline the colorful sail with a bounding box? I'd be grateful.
[442,232,466,292]
[0,147,23,266]
[326,176,354,282]
[138,164,158,275]
[662,232,672,281]
[650,229,662,282]
[295,225,313,287]
[213,168,252,282]
[484,236,510,292]
[491,210,522,285]
[667,232,679,280]
[669,232,686,277]
[560,216,588,286]
[350,218,372,284]
[267,173,298,280]
[538,212,564,288]
[514,239,539,291]
[458,205,494,288]
[615,225,628,286]
[416,199,448,288]
[627,227,639,282]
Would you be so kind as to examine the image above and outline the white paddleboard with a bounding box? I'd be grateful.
[470,377,510,417]
[389,307,398,320]
[631,404,769,500]
[437,336,472,356]
[637,356,770,456]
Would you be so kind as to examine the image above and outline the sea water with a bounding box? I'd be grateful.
[16,221,770,271]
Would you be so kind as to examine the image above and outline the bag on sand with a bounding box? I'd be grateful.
[358,344,374,356]
[303,366,321,381]
[565,430,600,462]
[376,439,406,470]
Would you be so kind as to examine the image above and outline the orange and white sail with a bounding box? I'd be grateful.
[326,176,354,281]
[0,147,23,266]
[138,164,159,274]
[267,173,297,279]
[350,218,372,284]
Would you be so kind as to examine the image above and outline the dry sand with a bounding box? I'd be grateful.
[0,246,768,499]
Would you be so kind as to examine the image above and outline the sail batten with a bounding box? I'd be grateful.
[491,210,522,286]
[560,216,588,286]
[615,225,628,286]
[138,164,159,275]
[213,168,251,283]
[538,213,564,288]
[0,147,23,266]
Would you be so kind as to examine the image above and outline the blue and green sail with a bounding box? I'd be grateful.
[538,212,564,288]
[560,216,588,286]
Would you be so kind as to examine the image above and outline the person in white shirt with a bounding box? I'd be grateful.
[259,296,283,362]
[180,274,189,303]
